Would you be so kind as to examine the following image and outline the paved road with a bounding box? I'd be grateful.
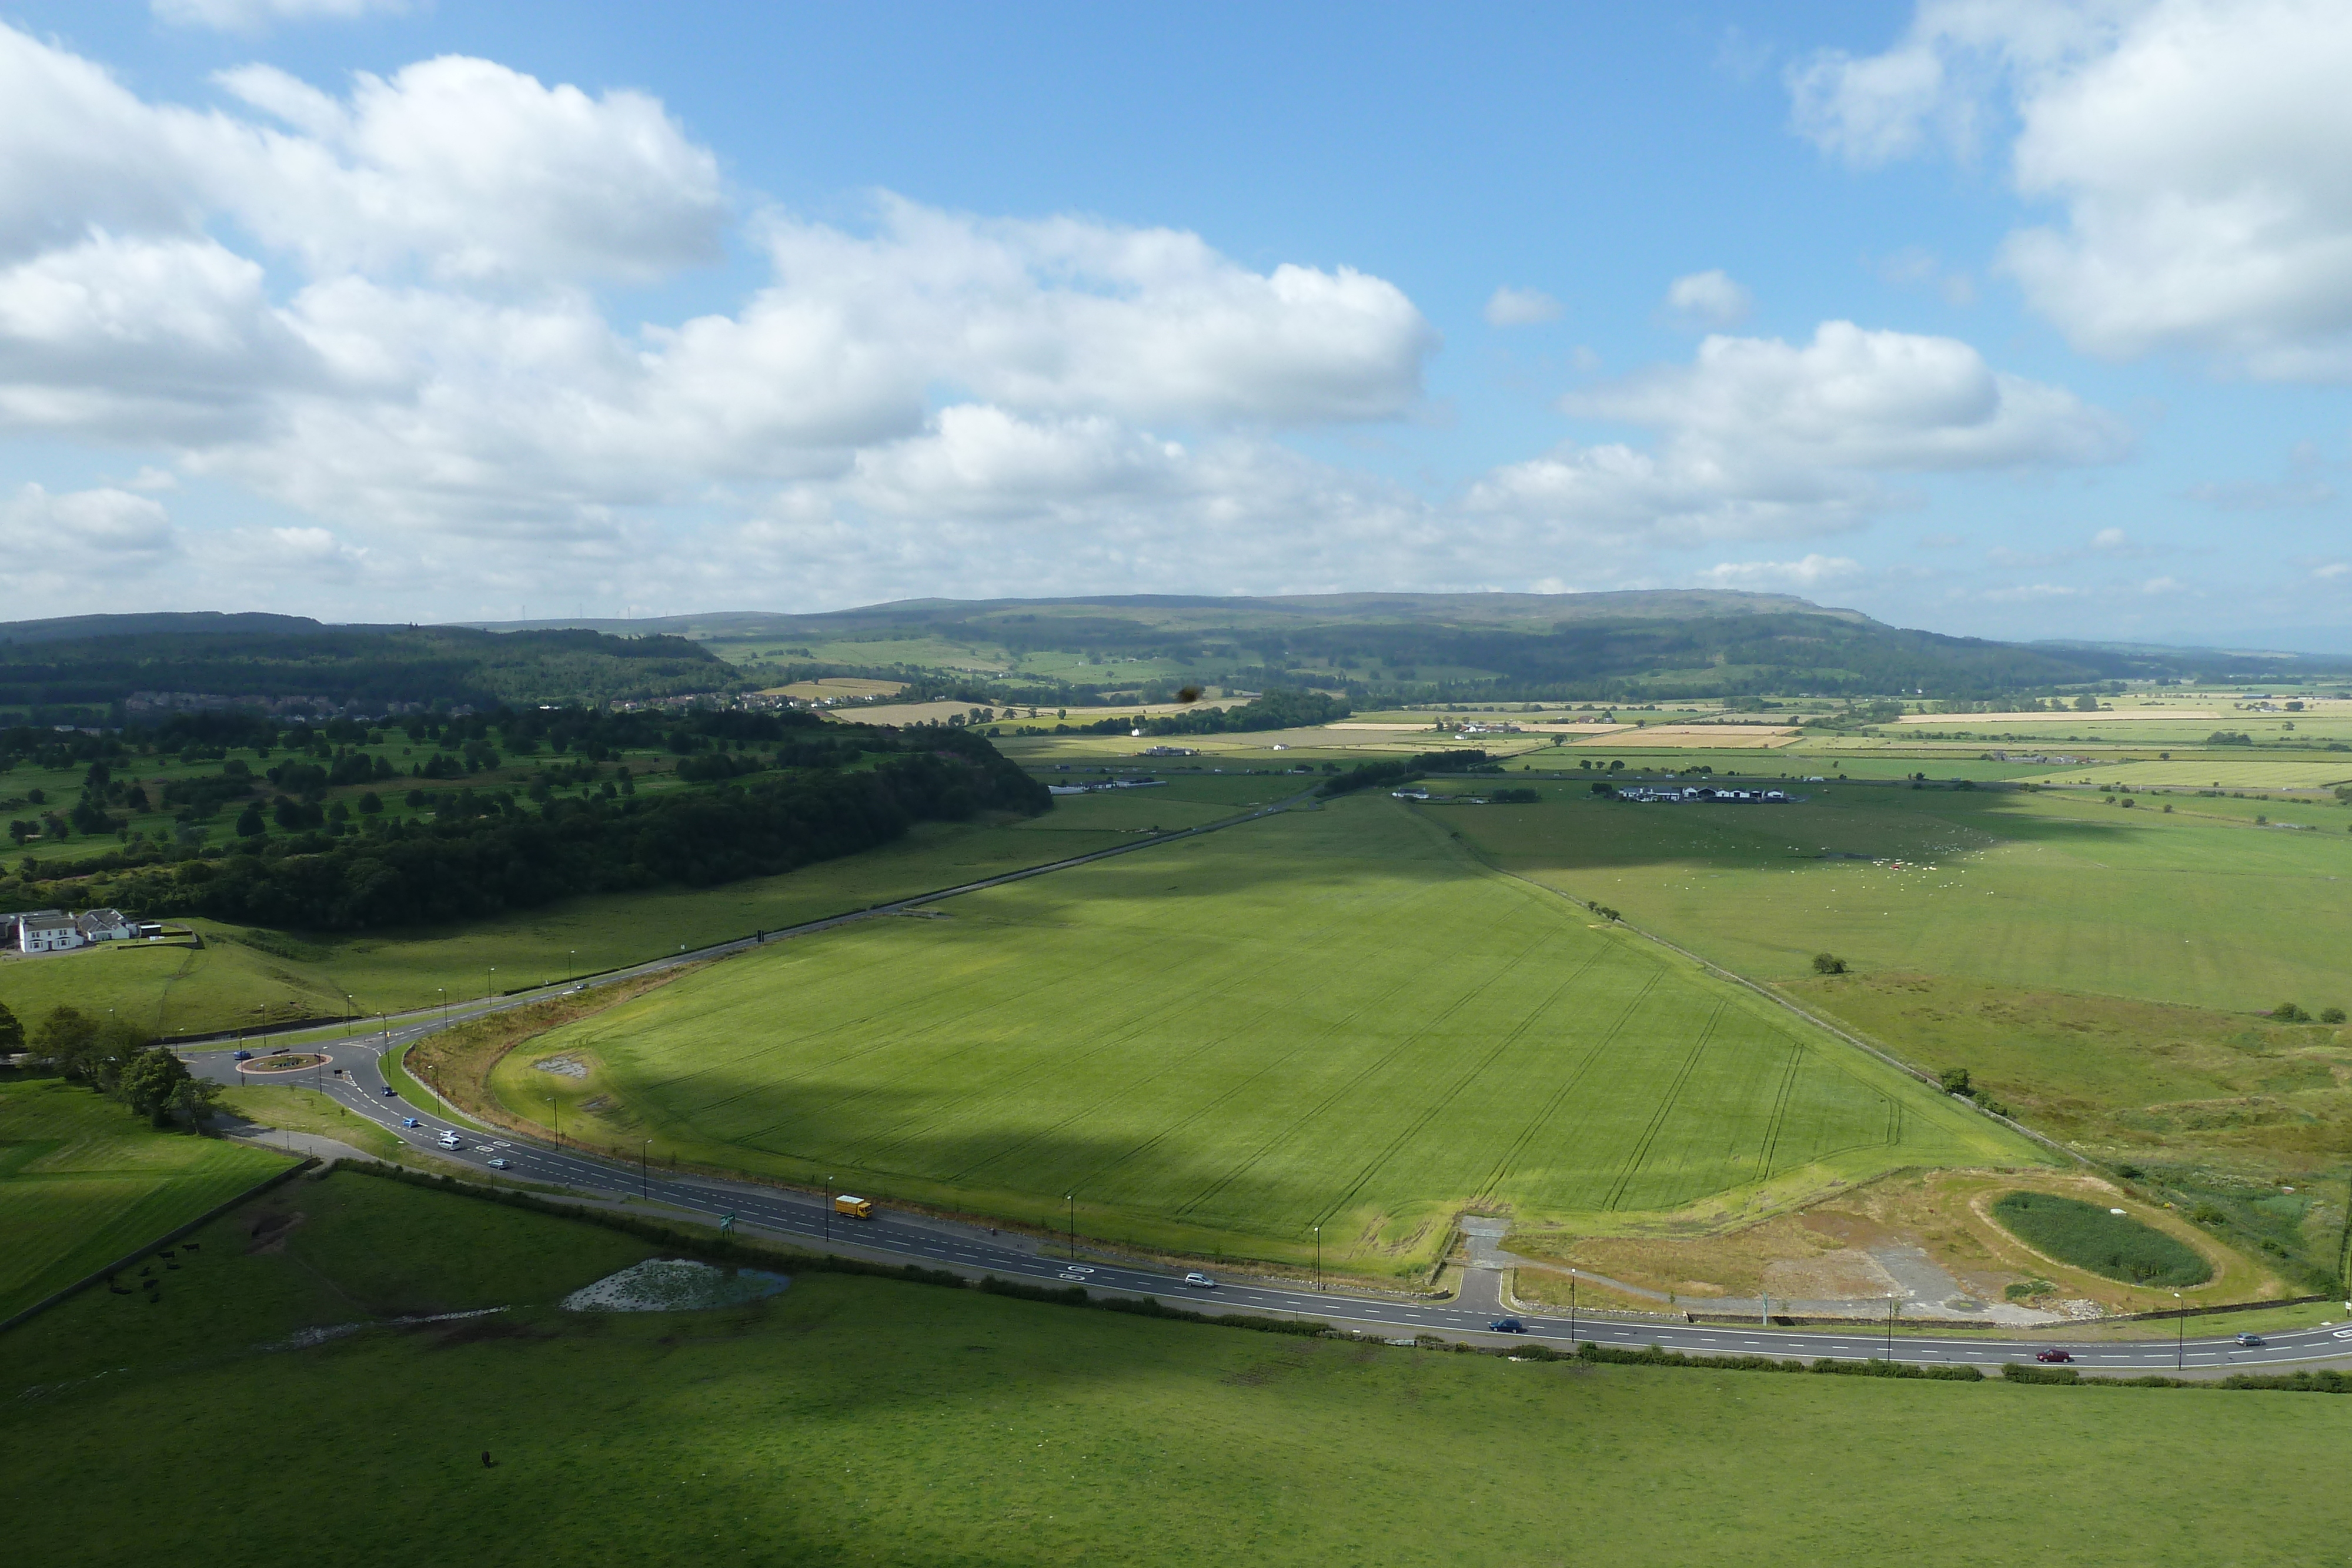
[199,1031,2352,1373]
[181,788,2352,1375]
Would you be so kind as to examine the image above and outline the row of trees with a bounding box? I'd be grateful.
[0,1002,220,1125]
[129,726,1050,932]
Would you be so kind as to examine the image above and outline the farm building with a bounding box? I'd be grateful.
[15,911,82,953]
[75,908,135,942]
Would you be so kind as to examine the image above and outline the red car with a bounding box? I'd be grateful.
[2035,1349,2073,1363]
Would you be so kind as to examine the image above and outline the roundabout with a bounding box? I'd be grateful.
[236,1051,332,1075]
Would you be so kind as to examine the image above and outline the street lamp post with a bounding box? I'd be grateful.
[1066,1193,1075,1261]
[641,1139,652,1201]
[2175,1291,2184,1370]
[1569,1272,1578,1346]
[1313,1224,1321,1292]
[1885,1295,1897,1361]
[823,1175,832,1242]
[485,965,495,1001]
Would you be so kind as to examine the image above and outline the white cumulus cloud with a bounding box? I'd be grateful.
[1484,285,1563,326]
[1793,1,2352,379]
[1698,554,1864,589]
[1467,320,2126,544]
[1662,269,1754,329]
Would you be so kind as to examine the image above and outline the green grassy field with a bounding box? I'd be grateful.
[1440,781,2352,1282]
[496,797,2032,1272]
[8,1168,2352,1568]
[218,1085,411,1161]
[0,1077,292,1318]
[1449,783,2352,1015]
[0,813,1140,1038]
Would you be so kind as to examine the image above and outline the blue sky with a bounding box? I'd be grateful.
[2,1,2347,648]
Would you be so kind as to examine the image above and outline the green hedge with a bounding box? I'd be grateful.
[1992,1191,2211,1288]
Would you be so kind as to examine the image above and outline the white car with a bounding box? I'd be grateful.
[486,1157,510,1170]
[437,1132,462,1148]
[1182,1271,1216,1289]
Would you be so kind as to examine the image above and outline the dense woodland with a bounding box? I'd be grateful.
[0,710,1048,932]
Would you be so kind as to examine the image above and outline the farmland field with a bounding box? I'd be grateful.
[1448,783,2352,1015]
[0,1078,292,1319]
[0,812,1142,1039]
[6,1166,2351,1568]
[1441,780,2352,1285]
[494,796,2032,1272]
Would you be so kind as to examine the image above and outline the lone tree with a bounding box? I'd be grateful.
[0,999,22,1058]
[1812,952,1849,975]
[1939,1066,1973,1096]
[114,1047,220,1128]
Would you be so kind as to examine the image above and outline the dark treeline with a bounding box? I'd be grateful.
[0,618,728,717]
[126,726,1047,931]
[1318,750,1498,798]
[1057,688,1350,737]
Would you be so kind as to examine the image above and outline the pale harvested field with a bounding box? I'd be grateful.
[1566,725,1799,749]
[764,678,906,700]
[1898,710,2227,724]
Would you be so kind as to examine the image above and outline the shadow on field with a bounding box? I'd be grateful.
[1463,787,2200,876]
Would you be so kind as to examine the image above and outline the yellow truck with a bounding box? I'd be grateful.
[833,1193,873,1221]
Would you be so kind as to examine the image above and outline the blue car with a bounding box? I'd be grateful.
[232,1050,252,1062]
[401,1116,420,1128]
[380,1085,396,1096]
[1489,1317,1528,1334]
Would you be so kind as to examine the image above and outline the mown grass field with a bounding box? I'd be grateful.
[0,1077,291,1319]
[0,812,1142,1038]
[8,1168,2352,1568]
[496,797,2030,1273]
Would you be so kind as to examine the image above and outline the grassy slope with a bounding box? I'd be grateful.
[0,1078,291,1317]
[495,796,2032,1273]
[218,1085,409,1161]
[6,1169,2351,1568]
[0,813,1137,1037]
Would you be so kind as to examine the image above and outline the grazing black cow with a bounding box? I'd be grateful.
[480,1451,495,1469]
[183,1242,201,1252]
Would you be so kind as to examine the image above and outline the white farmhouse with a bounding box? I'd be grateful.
[18,911,82,953]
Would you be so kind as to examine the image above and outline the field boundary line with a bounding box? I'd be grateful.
[1439,834,2093,1171]
[0,1154,318,1336]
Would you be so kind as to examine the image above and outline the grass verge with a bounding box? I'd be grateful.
[8,1162,2352,1567]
